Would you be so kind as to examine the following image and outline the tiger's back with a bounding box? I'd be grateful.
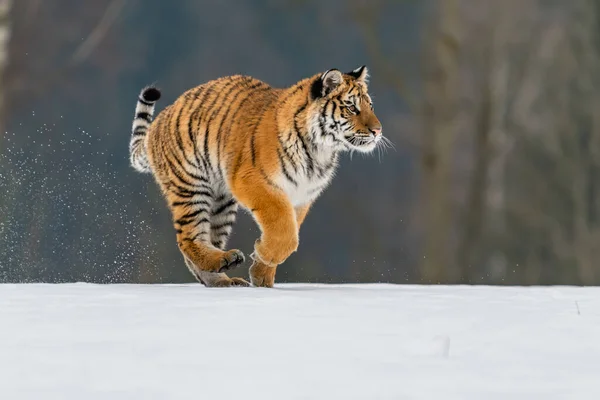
[130,67,384,287]
[147,75,278,190]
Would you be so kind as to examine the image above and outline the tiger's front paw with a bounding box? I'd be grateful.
[253,234,298,266]
[249,261,277,288]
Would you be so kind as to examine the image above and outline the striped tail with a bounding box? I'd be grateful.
[130,86,161,173]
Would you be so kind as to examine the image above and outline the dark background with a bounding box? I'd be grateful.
[2,0,600,285]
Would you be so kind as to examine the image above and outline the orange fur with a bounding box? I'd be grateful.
[130,67,383,287]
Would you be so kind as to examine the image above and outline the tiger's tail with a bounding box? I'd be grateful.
[130,86,161,173]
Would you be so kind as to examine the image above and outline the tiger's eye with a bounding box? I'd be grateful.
[347,105,358,114]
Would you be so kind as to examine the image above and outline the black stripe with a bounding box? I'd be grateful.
[279,136,298,174]
[327,102,344,144]
[250,130,257,166]
[179,160,207,182]
[259,167,280,189]
[174,96,200,169]
[190,218,211,229]
[172,199,212,208]
[293,102,315,177]
[164,105,189,175]
[138,97,154,106]
[331,101,339,124]
[319,100,330,137]
[136,112,151,121]
[163,123,208,182]
[203,128,213,173]
[196,175,210,184]
[180,207,209,221]
[212,221,235,232]
[174,187,212,198]
[186,229,207,242]
[293,102,308,124]
[187,87,209,170]
[190,86,216,173]
[213,198,237,215]
[167,179,202,195]
[166,147,206,186]
[165,157,198,188]
[168,145,198,180]
[277,146,298,186]
[198,182,214,192]
[177,215,210,227]
[250,107,266,167]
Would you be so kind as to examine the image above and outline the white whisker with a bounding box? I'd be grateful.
[381,136,396,151]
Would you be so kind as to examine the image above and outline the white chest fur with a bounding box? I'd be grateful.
[278,173,332,207]
[276,150,338,207]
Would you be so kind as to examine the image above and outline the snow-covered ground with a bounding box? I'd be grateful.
[1,284,599,399]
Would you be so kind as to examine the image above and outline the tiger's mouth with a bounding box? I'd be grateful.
[344,133,378,153]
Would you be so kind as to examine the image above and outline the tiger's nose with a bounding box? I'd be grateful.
[370,126,382,136]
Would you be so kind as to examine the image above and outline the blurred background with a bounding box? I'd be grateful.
[1,0,599,285]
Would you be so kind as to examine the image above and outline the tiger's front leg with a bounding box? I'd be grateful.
[249,204,312,288]
[231,176,299,287]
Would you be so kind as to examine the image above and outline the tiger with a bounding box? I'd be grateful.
[129,66,384,287]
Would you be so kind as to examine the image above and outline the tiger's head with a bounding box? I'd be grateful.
[308,66,384,154]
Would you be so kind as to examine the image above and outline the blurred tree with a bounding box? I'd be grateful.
[448,0,600,285]
[502,0,600,284]
[455,0,526,283]
[419,0,461,283]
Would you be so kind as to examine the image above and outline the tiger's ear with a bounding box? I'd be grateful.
[347,65,369,83]
[311,69,343,99]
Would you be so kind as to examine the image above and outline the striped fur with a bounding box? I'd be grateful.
[130,66,383,287]
[130,86,161,172]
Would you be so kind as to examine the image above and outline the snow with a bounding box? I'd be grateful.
[1,284,599,400]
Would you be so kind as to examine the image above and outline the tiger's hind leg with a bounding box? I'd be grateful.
[210,194,238,250]
[206,193,250,287]
[169,186,246,286]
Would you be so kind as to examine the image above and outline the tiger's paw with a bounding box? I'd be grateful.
[230,277,251,287]
[249,261,277,288]
[204,274,251,288]
[254,234,298,266]
[218,249,245,273]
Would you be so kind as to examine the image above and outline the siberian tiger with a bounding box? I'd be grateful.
[130,66,384,287]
